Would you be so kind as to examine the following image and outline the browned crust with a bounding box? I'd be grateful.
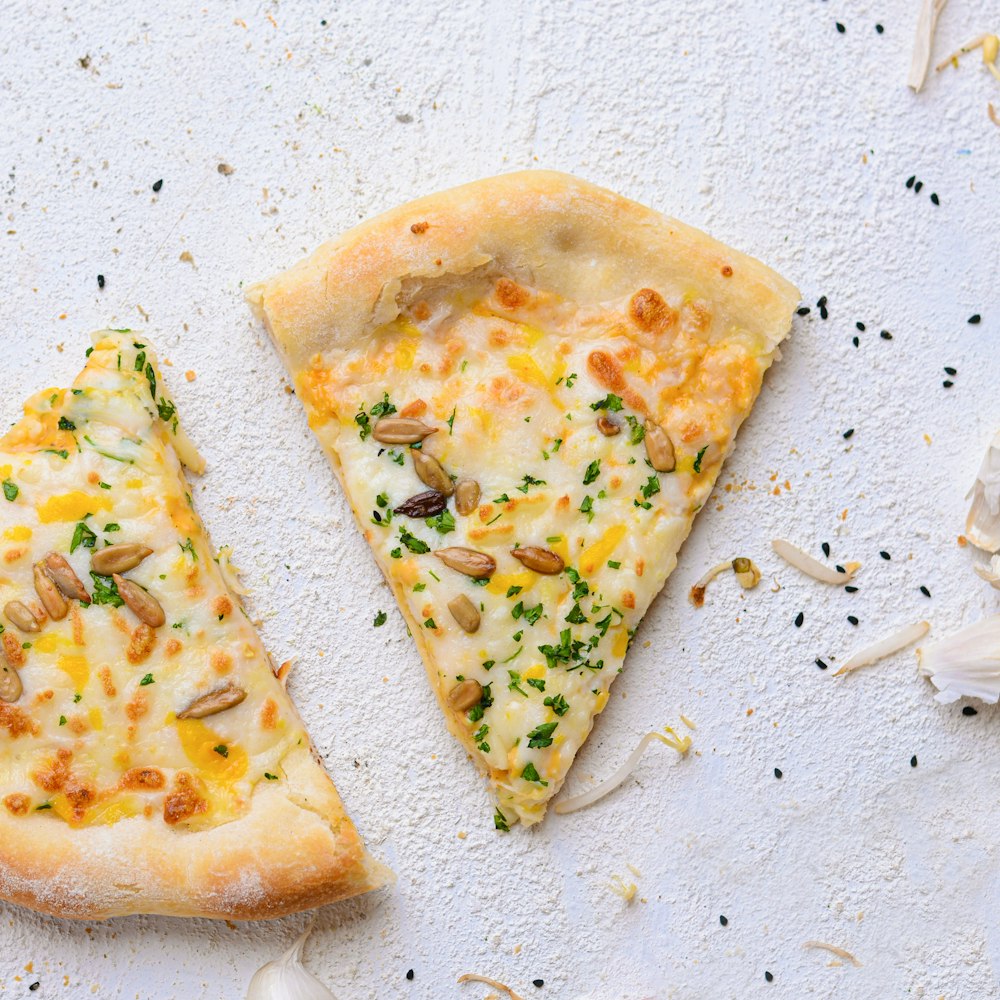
[0,748,390,920]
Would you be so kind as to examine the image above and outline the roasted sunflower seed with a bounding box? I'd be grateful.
[643,419,676,472]
[597,415,621,436]
[372,416,437,444]
[394,489,448,518]
[411,450,455,496]
[0,663,22,703]
[434,547,496,578]
[510,546,564,574]
[34,563,68,621]
[454,479,481,516]
[91,542,153,575]
[447,594,481,633]
[4,600,39,634]
[112,574,165,628]
[176,682,247,720]
[447,678,483,712]
[43,552,90,604]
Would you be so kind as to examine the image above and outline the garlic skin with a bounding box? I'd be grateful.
[246,926,337,1000]
[917,615,1000,704]
[974,553,1000,590]
[966,430,1000,553]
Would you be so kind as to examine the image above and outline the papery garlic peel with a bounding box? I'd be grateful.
[246,926,337,1000]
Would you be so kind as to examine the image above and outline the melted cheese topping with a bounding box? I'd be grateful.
[0,334,305,829]
[297,276,775,826]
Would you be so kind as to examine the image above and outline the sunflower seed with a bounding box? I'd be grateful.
[643,419,676,472]
[112,574,165,627]
[91,543,153,575]
[447,678,483,712]
[4,600,39,633]
[454,479,481,516]
[394,489,448,518]
[372,416,437,444]
[510,546,564,574]
[447,594,481,633]
[0,662,22,703]
[43,552,90,604]
[34,563,68,621]
[597,415,621,436]
[176,682,247,720]
[412,450,454,496]
[434,547,496,578]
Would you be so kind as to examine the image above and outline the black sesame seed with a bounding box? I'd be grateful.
[968,314,981,324]
[97,273,105,289]
[856,321,866,331]
[943,380,953,388]
[852,336,859,347]
[152,178,163,193]
[720,914,729,926]
[320,18,327,25]
[914,180,923,193]
[847,615,859,626]
[533,980,544,988]
[817,296,827,308]
[794,611,804,628]
[765,970,774,982]
[843,428,854,439]
[905,175,916,189]
[835,22,845,33]
[835,564,846,573]
[820,306,829,320]
[910,755,917,767]
[944,366,957,375]
[845,585,859,593]
[29,985,40,993]
[880,550,891,560]
[822,542,831,557]
[406,969,414,981]
[796,306,811,316]
[876,23,884,33]
[880,330,893,340]
[930,193,939,205]
[815,658,828,670]
[774,767,782,779]
[963,706,978,716]
[920,585,931,597]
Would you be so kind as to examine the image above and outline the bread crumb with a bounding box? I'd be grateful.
[179,251,195,266]
[185,370,196,382]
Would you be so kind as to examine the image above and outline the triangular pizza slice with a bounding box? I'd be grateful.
[0,331,389,917]
[248,171,799,827]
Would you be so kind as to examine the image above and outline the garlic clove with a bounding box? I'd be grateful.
[917,614,1000,704]
[973,553,1000,590]
[246,925,337,1000]
[966,430,1000,553]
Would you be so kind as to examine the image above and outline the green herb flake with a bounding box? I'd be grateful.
[544,693,570,716]
[564,372,578,388]
[625,415,646,445]
[58,416,76,431]
[607,560,621,569]
[517,474,546,494]
[522,761,549,785]
[399,527,430,554]
[508,670,528,696]
[413,582,427,592]
[423,617,437,629]
[213,744,229,758]
[138,673,155,687]
[98,481,112,490]
[590,393,623,412]
[693,445,708,473]
[506,585,523,598]
[104,522,121,532]
[494,808,510,832]
[70,521,97,553]
[641,475,661,500]
[73,693,82,703]
[425,510,456,535]
[565,603,588,624]
[493,493,510,504]
[264,772,279,781]
[527,721,558,748]
[580,495,594,522]
[447,407,456,434]
[583,459,601,485]
[376,492,389,508]
[526,677,546,692]
[43,449,69,460]
[58,715,67,726]
[2,479,18,502]
[179,538,198,561]
[482,659,496,671]
[373,611,388,627]
[89,572,124,607]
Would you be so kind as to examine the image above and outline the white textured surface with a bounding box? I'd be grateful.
[2,1,999,997]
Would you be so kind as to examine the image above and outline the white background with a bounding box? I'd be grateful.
[2,1,999,997]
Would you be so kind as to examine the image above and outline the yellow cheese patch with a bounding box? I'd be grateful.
[175,718,249,784]
[57,654,89,692]
[507,354,549,389]
[580,524,627,575]
[37,492,111,523]
[2,526,31,541]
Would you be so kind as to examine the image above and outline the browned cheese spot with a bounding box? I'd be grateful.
[410,221,429,235]
[2,631,25,668]
[259,697,278,730]
[125,690,149,724]
[0,702,37,738]
[165,637,182,657]
[33,748,72,793]
[629,288,676,334]
[3,793,29,816]
[126,623,156,665]
[212,595,233,619]
[120,766,166,791]
[586,350,646,413]
[163,772,208,826]
[98,667,117,698]
[211,650,234,675]
[495,277,529,310]
[622,590,636,610]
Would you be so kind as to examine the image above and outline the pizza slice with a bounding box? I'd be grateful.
[248,171,799,827]
[0,331,389,918]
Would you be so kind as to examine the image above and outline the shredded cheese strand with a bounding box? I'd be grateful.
[834,622,930,676]
[457,974,526,1000]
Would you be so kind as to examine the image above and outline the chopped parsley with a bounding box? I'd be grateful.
[134,350,146,372]
[373,611,388,627]
[590,393,623,412]
[213,745,229,758]
[493,493,510,504]
[580,495,594,522]
[104,522,121,532]
[641,475,661,499]
[264,772,279,780]
[388,449,405,466]
[521,761,549,786]
[625,415,645,445]
[482,659,496,671]
[538,629,574,668]
[399,526,430,554]
[564,372,578,387]
[693,445,708,473]
[57,416,76,431]
[139,673,155,686]
[2,479,18,502]
[157,398,176,422]
[43,449,69,459]
[583,459,601,485]
[425,510,455,535]
[355,392,396,440]
[376,492,389,508]
[473,723,490,752]
[98,481,111,490]
[527,721,558,748]
[423,617,437,629]
[565,603,588,624]
[413,582,426,592]
[565,567,590,600]
[508,670,529,696]
[526,677,546,692]
[511,601,544,625]
[506,585,523,598]
[544,693,570,716]
[390,547,402,559]
[552,437,563,452]
[494,808,510,832]
[58,715,67,726]
[179,538,197,560]
[517,474,546,494]
[607,560,621,569]
[89,572,123,607]
[144,362,157,401]
[447,407,456,434]
[73,693,82,703]
[70,521,97,553]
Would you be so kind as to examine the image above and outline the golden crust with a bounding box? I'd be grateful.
[0,748,390,919]
[247,170,800,371]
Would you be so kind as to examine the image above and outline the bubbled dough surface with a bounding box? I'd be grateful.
[1,0,999,997]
